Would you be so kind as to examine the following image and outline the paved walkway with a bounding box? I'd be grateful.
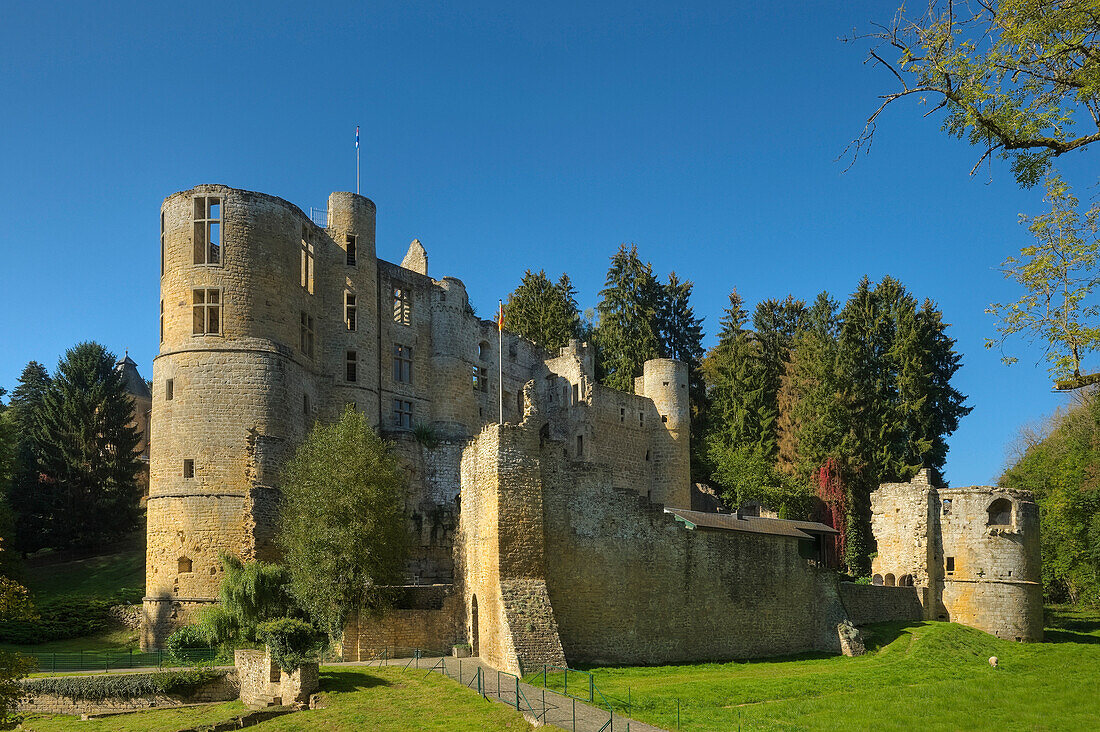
[333,655,666,732]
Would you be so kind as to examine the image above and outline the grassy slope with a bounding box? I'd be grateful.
[585,607,1100,731]
[20,667,533,732]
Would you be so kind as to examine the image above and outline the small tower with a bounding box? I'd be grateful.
[638,359,691,509]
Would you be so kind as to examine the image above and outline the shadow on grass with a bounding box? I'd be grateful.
[319,669,392,693]
[1042,629,1100,645]
[860,621,926,652]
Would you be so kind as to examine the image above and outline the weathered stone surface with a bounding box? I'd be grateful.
[235,649,318,709]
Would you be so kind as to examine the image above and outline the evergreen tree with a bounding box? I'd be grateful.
[596,244,662,392]
[657,272,706,472]
[752,296,807,460]
[7,362,51,554]
[503,270,581,351]
[33,344,142,550]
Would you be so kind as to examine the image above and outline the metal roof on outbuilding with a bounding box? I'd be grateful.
[664,507,839,540]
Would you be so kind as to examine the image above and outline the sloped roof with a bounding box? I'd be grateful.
[115,355,152,400]
[664,507,839,540]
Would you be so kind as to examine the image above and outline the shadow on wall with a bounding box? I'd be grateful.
[145,591,174,649]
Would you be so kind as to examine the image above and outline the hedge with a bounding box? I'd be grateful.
[20,668,225,701]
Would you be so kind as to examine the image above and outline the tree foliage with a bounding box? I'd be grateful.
[596,245,663,392]
[277,407,408,642]
[1001,391,1100,606]
[987,174,1100,384]
[198,554,303,648]
[850,0,1100,187]
[503,270,581,352]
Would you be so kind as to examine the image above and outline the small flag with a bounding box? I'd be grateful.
[497,300,505,331]
[356,126,359,149]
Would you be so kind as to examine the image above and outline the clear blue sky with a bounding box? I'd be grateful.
[2,0,1095,486]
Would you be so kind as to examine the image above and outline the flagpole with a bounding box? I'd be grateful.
[356,125,360,195]
[498,300,504,424]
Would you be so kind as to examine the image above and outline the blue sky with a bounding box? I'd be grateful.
[2,0,1095,486]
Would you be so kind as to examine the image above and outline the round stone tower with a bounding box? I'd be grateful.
[935,487,1043,641]
[144,184,366,648]
[640,358,691,509]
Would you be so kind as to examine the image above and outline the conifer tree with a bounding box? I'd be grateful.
[596,244,662,392]
[657,272,706,464]
[752,296,807,459]
[33,344,142,549]
[7,362,51,554]
[503,270,581,352]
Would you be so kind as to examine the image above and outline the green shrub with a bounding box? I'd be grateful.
[256,618,324,672]
[0,589,141,645]
[21,668,224,701]
[165,624,211,663]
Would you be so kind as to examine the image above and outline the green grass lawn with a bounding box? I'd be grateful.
[22,547,144,602]
[19,667,533,731]
[578,606,1100,731]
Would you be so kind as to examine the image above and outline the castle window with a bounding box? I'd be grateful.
[393,287,411,325]
[192,288,221,335]
[300,229,314,294]
[160,300,164,343]
[572,383,579,404]
[872,574,883,586]
[393,344,413,383]
[987,498,1013,526]
[645,450,650,461]
[178,557,192,574]
[945,556,955,574]
[346,234,357,266]
[166,379,174,401]
[160,211,166,276]
[345,292,357,331]
[473,366,488,393]
[479,341,491,361]
[300,312,314,358]
[303,393,311,415]
[193,196,221,265]
[884,573,895,586]
[393,399,412,429]
[942,498,952,515]
[183,459,194,479]
[899,574,914,587]
[639,412,645,426]
[517,390,524,416]
[576,434,584,457]
[662,415,668,423]
[346,350,357,382]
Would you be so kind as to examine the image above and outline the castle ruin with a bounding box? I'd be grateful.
[143,184,1042,671]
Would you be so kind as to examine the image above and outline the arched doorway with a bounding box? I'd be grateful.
[470,595,479,657]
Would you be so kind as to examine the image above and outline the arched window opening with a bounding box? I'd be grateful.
[479,341,491,361]
[178,557,193,574]
[872,574,884,586]
[987,498,1013,526]
[884,573,896,586]
[899,574,914,587]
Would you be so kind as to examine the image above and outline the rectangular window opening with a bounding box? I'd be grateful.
[346,234,357,266]
[473,366,488,393]
[576,434,584,457]
[183,459,194,479]
[620,407,625,423]
[393,399,413,429]
[166,379,174,401]
[346,350,357,382]
[299,312,315,358]
[300,229,314,294]
[192,288,221,335]
[160,300,164,343]
[303,393,311,415]
[192,196,222,265]
[345,292,357,331]
[393,344,413,383]
[393,287,411,325]
[946,557,955,573]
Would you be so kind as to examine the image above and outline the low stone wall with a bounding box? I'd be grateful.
[235,649,318,708]
[343,592,463,659]
[19,671,238,717]
[839,582,925,625]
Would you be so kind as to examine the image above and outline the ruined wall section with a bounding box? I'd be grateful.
[870,477,935,588]
[937,487,1043,641]
[539,443,840,666]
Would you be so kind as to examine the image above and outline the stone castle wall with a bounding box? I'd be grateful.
[838,583,925,626]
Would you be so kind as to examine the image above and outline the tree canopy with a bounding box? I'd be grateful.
[850,0,1100,187]
[503,270,581,352]
[277,407,408,642]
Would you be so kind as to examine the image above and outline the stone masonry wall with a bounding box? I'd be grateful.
[19,672,238,717]
[838,583,925,626]
[343,593,463,659]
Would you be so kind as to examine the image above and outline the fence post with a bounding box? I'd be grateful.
[628,686,631,716]
[572,698,576,732]
[677,698,681,730]
[515,676,520,710]
[543,664,547,689]
[564,669,568,697]
[589,672,594,702]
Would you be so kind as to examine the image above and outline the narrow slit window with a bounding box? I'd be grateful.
[346,350,357,382]
[300,228,314,294]
[345,292,357,331]
[300,312,314,358]
[183,459,194,479]
[192,288,221,335]
[946,556,955,573]
[303,393,311,415]
[166,379,174,401]
[639,412,645,426]
[160,300,164,343]
[192,196,221,265]
[576,434,584,457]
[620,407,625,423]
[160,212,166,276]
[346,234,357,266]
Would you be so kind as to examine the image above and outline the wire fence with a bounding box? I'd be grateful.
[25,647,221,673]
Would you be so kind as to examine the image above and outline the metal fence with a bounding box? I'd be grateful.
[26,647,220,673]
[309,207,328,227]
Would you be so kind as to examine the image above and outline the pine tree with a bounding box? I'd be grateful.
[503,270,581,351]
[596,245,662,392]
[33,344,142,549]
[7,362,51,554]
[752,296,807,460]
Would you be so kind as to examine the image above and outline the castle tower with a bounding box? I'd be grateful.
[428,277,478,436]
[638,358,691,509]
[144,184,374,648]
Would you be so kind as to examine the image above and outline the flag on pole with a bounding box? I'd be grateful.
[497,300,505,331]
[356,126,359,149]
